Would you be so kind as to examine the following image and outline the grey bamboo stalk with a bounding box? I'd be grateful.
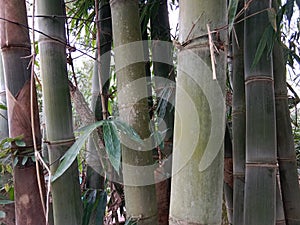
[110,0,158,224]
[273,41,300,225]
[0,54,8,139]
[0,1,46,224]
[243,0,277,224]
[232,1,246,224]
[36,0,82,224]
[169,0,227,224]
[150,1,174,224]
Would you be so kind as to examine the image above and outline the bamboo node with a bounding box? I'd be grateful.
[275,94,288,100]
[245,76,274,84]
[169,216,204,225]
[246,162,278,168]
[127,213,156,222]
[278,157,297,162]
[45,138,75,146]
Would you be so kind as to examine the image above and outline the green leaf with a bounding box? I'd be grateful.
[103,121,121,173]
[15,140,26,147]
[51,121,104,182]
[228,0,239,33]
[114,119,143,144]
[12,157,18,167]
[82,190,107,225]
[0,199,14,204]
[251,25,274,69]
[21,156,28,165]
[268,8,277,32]
[0,104,7,110]
[0,211,5,218]
[286,0,295,24]
[124,218,136,225]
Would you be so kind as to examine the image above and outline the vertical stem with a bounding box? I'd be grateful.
[169,0,227,224]
[110,0,158,224]
[232,1,246,224]
[273,41,300,225]
[0,1,46,224]
[37,1,83,224]
[243,1,277,224]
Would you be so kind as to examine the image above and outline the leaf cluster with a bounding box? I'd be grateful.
[52,119,143,182]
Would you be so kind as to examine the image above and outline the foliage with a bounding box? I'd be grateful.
[293,122,300,167]
[228,0,239,33]
[82,189,107,225]
[52,119,143,182]
[66,0,95,47]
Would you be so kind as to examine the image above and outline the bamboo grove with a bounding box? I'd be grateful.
[0,0,299,225]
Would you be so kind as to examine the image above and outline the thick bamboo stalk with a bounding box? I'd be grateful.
[169,0,227,224]
[232,2,246,224]
[273,42,300,225]
[0,1,46,224]
[243,1,277,224]
[110,0,158,224]
[36,1,82,224]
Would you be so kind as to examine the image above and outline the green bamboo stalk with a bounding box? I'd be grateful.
[273,41,300,225]
[169,0,227,224]
[110,0,158,224]
[36,1,82,224]
[0,1,45,224]
[232,2,246,224]
[243,1,277,224]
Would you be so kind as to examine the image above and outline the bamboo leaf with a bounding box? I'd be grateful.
[268,8,277,32]
[13,157,18,167]
[21,156,28,165]
[0,199,14,204]
[82,190,107,225]
[15,140,26,147]
[103,121,121,173]
[251,26,274,69]
[0,103,7,110]
[228,0,239,33]
[0,211,5,218]
[94,191,107,225]
[51,121,104,182]
[114,119,143,143]
[286,0,295,24]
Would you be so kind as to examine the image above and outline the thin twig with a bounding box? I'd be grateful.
[207,24,217,80]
